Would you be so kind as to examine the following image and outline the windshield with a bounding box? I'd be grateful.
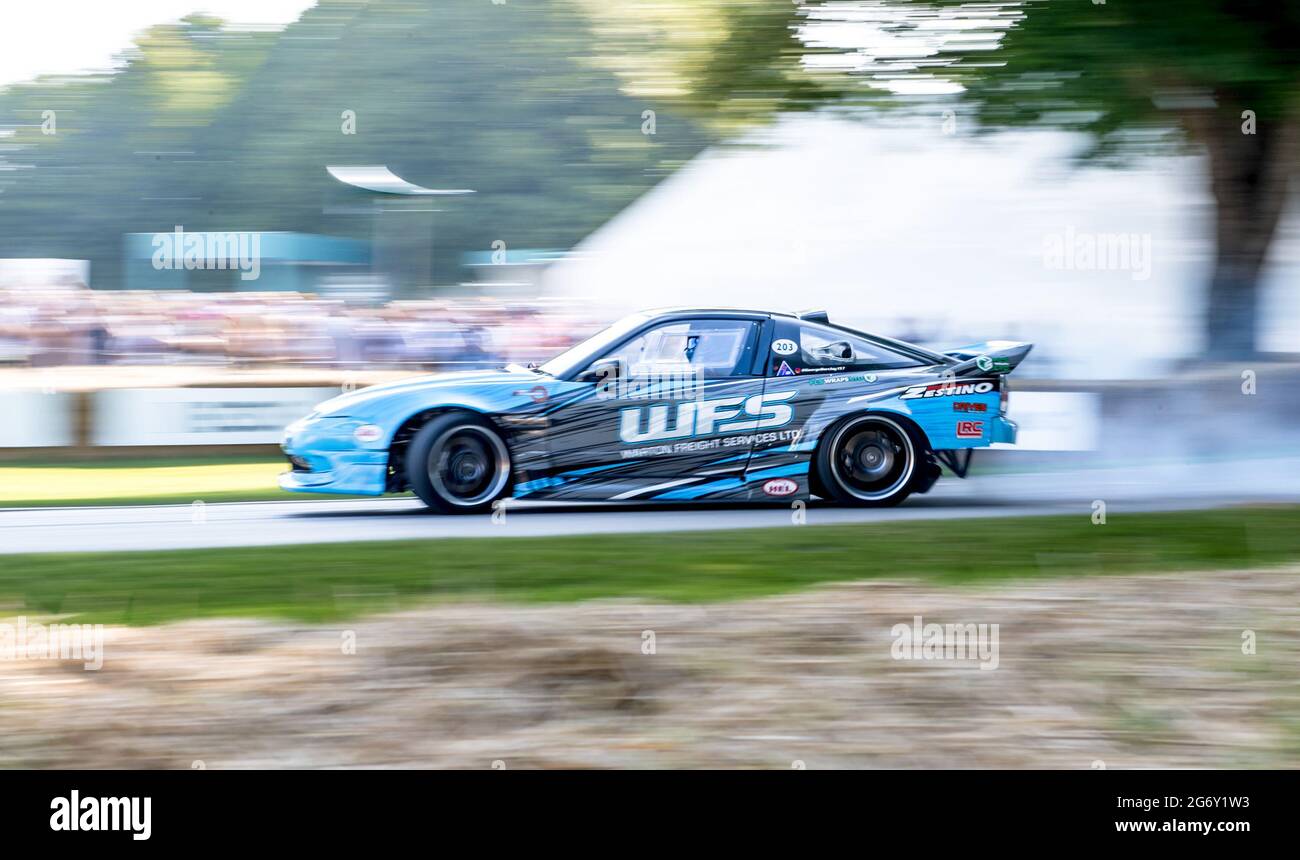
[537,312,650,378]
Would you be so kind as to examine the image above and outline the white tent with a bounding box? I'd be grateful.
[545,116,1300,378]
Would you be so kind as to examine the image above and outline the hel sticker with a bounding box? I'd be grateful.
[956,420,984,438]
[776,360,796,377]
[771,338,798,355]
[353,424,383,443]
[975,355,994,372]
[762,478,798,497]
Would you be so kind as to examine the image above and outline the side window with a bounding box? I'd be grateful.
[795,324,921,373]
[601,319,759,379]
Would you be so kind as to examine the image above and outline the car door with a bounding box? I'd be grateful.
[744,318,930,498]
[529,315,769,501]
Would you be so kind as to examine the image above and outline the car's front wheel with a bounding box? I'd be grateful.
[406,412,513,513]
[815,414,922,507]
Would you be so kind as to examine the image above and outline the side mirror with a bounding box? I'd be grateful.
[577,360,620,384]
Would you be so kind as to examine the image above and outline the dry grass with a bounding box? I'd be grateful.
[2,566,1298,769]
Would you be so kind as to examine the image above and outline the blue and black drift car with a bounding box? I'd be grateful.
[281,308,1029,512]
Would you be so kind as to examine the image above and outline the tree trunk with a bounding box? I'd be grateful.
[1192,103,1297,360]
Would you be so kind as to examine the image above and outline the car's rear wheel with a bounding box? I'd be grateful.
[406,412,512,514]
[815,414,920,507]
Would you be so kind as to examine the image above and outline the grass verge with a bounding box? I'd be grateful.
[2,505,1297,626]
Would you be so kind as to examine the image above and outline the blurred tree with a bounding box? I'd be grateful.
[937,0,1300,359]
[586,0,1299,359]
[0,16,278,288]
[204,0,708,289]
[0,1,708,291]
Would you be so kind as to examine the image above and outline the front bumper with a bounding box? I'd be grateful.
[280,419,389,496]
[278,459,388,495]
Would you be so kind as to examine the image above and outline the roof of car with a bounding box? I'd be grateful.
[636,306,953,365]
[640,306,795,321]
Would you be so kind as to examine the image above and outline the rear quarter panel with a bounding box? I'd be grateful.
[743,370,1003,496]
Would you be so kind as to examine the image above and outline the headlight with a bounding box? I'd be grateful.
[286,415,379,441]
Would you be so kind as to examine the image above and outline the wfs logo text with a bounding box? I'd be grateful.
[151,225,261,281]
[620,390,795,443]
[50,791,151,841]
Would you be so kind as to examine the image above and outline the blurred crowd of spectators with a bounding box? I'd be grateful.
[0,285,597,370]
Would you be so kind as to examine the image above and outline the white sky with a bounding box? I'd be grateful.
[0,0,317,88]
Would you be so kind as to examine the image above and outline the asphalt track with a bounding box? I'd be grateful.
[4,457,1297,554]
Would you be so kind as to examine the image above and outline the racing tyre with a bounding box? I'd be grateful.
[406,412,513,514]
[815,413,923,507]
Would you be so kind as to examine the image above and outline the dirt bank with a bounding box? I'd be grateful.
[2,567,1296,768]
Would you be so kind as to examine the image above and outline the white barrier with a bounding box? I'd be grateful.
[0,391,76,447]
[93,387,339,446]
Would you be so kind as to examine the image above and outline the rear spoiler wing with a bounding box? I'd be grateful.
[942,340,1033,377]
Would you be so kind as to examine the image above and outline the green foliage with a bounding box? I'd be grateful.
[936,0,1300,157]
[597,0,1300,153]
[0,1,708,289]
